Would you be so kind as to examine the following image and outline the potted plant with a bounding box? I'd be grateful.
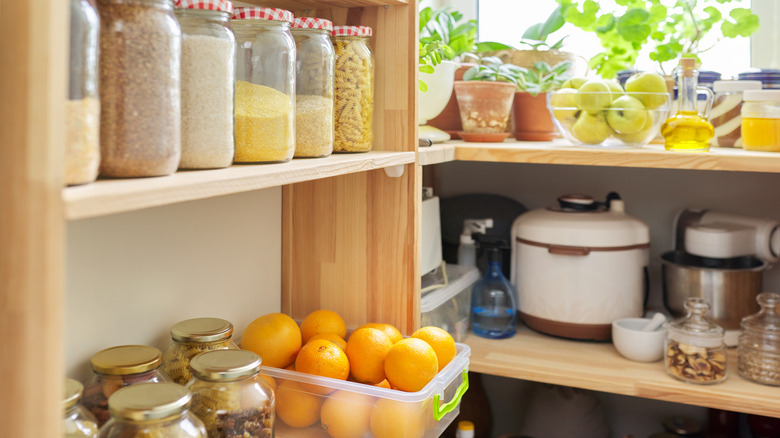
[512,61,572,141]
[419,41,458,143]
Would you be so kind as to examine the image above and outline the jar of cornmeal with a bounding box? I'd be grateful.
[332,26,374,153]
[742,89,780,152]
[709,80,761,148]
[160,317,239,385]
[231,7,296,163]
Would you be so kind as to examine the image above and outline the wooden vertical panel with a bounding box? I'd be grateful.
[0,0,67,435]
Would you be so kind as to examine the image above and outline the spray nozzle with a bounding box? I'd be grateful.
[461,218,494,244]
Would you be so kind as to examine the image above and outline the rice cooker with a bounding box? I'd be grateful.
[510,193,650,340]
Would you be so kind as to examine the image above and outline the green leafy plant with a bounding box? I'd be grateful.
[515,61,573,96]
[462,56,524,85]
[418,5,477,92]
[474,6,568,53]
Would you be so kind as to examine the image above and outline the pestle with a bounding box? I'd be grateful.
[641,312,667,332]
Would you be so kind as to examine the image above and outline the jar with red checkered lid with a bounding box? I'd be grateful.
[231,7,296,163]
[292,17,335,158]
[332,26,374,152]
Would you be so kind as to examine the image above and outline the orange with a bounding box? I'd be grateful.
[369,398,424,438]
[356,322,403,344]
[295,339,350,394]
[308,332,347,351]
[411,326,456,371]
[300,310,347,344]
[384,338,438,392]
[345,328,393,384]
[241,313,302,369]
[259,373,277,393]
[275,380,323,428]
[374,379,391,389]
[320,390,373,438]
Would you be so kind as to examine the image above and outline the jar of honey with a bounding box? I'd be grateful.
[741,89,780,152]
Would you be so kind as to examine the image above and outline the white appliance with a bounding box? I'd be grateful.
[421,188,443,276]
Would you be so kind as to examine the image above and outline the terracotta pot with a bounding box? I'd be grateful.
[427,63,477,139]
[512,92,557,141]
[482,49,587,77]
[453,81,516,138]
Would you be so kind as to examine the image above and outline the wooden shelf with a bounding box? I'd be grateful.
[64,151,414,220]
[418,143,456,166]
[464,329,780,418]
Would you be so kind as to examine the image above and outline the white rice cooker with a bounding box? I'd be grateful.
[510,193,650,340]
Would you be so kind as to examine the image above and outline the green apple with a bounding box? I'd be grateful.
[606,95,648,135]
[625,72,668,109]
[550,88,579,122]
[571,111,612,145]
[606,80,624,97]
[561,76,588,90]
[614,112,655,144]
[574,80,613,114]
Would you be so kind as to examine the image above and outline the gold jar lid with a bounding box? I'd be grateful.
[90,345,162,375]
[170,317,234,343]
[63,378,84,410]
[108,382,190,422]
[190,349,261,381]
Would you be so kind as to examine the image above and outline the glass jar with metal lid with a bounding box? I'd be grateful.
[332,25,374,153]
[187,349,274,437]
[231,7,296,163]
[99,382,207,437]
[81,345,170,427]
[709,80,762,148]
[741,89,780,152]
[664,298,727,384]
[737,292,780,386]
[292,17,335,158]
[160,317,239,385]
[63,378,99,438]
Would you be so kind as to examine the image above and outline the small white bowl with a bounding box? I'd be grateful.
[612,317,667,362]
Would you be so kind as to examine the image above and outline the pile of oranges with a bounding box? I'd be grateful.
[240,310,458,438]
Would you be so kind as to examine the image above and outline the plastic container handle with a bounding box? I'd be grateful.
[432,370,470,421]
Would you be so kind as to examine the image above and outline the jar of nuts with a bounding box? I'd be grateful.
[160,317,239,385]
[737,292,780,386]
[665,298,727,384]
[63,378,99,438]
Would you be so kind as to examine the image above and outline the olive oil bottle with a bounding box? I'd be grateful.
[661,58,715,151]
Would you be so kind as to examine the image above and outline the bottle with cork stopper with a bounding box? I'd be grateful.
[661,57,715,151]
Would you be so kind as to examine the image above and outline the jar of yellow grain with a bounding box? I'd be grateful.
[332,26,374,153]
[231,7,295,163]
[160,317,239,385]
[741,89,780,152]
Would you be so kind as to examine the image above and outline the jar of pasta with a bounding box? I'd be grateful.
[187,350,275,437]
[81,345,171,427]
[99,383,207,437]
[741,89,780,152]
[160,317,239,385]
[292,17,335,158]
[332,25,374,153]
[63,378,99,438]
[231,7,295,163]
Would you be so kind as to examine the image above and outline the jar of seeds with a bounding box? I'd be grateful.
[160,317,239,385]
[175,0,236,169]
[99,383,207,437]
[81,345,171,427]
[738,292,780,386]
[292,17,335,158]
[332,26,374,153]
[96,0,181,177]
[665,298,727,384]
[231,7,295,163]
[187,350,275,437]
[63,378,99,438]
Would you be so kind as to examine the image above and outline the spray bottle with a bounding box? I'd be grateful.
[458,219,493,267]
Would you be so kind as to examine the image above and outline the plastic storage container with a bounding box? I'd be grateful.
[741,89,780,152]
[709,80,762,147]
[737,292,780,386]
[292,17,335,158]
[175,0,236,169]
[231,7,295,163]
[421,264,481,342]
[63,378,99,438]
[665,298,727,384]
[160,317,239,385]
[96,0,181,177]
[332,26,374,153]
[262,343,470,438]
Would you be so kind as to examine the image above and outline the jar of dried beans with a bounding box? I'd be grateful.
[63,378,99,438]
[160,317,239,385]
[66,0,100,186]
[174,0,236,169]
[187,350,275,437]
[96,0,181,177]
[737,292,780,386]
[292,17,335,158]
[81,345,171,427]
[231,7,295,163]
[664,298,727,384]
[332,26,374,153]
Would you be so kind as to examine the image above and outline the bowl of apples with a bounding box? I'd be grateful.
[547,73,671,148]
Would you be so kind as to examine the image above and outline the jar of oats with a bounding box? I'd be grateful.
[292,17,335,158]
[738,292,780,386]
[63,378,99,438]
[187,350,275,437]
[96,0,181,177]
[332,26,374,153]
[664,298,727,385]
[231,7,295,163]
[160,317,239,385]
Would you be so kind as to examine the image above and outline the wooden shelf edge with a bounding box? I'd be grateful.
[64,151,415,220]
[418,143,456,166]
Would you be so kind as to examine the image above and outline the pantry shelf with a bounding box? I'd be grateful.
[63,151,414,220]
[464,329,780,418]
[241,0,408,9]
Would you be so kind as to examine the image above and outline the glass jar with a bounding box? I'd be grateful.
[664,298,727,384]
[332,26,374,153]
[741,89,780,152]
[160,317,239,384]
[66,0,100,186]
[175,0,236,169]
[231,7,295,163]
[709,80,762,148]
[96,0,181,177]
[99,383,207,437]
[188,350,275,437]
[738,69,780,89]
[63,378,99,438]
[737,292,780,386]
[81,345,171,426]
[292,17,335,158]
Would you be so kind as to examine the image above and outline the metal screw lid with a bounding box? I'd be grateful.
[108,383,191,422]
[90,345,163,376]
[190,349,262,382]
[170,317,234,343]
[63,378,84,410]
